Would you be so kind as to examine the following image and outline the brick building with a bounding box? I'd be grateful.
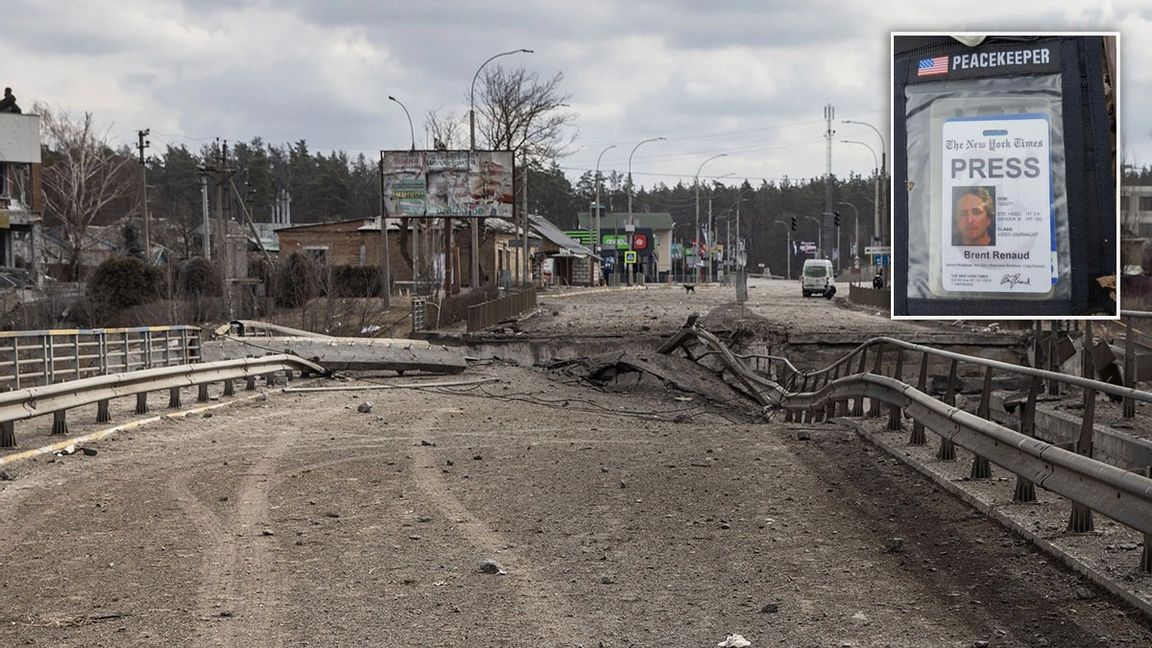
[275,217,530,291]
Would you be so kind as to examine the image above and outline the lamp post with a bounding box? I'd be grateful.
[836,200,859,274]
[840,138,878,255]
[803,215,823,258]
[594,144,616,284]
[694,153,727,284]
[388,96,415,152]
[470,48,532,290]
[842,119,887,244]
[627,137,664,284]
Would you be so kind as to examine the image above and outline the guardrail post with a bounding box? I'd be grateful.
[96,399,111,423]
[169,387,182,408]
[265,372,278,387]
[936,358,959,461]
[825,363,840,419]
[197,383,210,403]
[283,369,293,383]
[910,352,929,445]
[12,337,21,389]
[1047,321,1061,397]
[51,410,68,435]
[1142,466,1152,573]
[812,374,826,423]
[43,335,51,386]
[887,351,904,431]
[1,385,14,447]
[136,393,149,414]
[223,378,235,397]
[969,366,994,479]
[73,334,81,380]
[1067,386,1097,533]
[851,348,868,416]
[835,360,849,418]
[246,375,256,391]
[1013,377,1040,502]
[1124,316,1136,419]
[799,374,812,422]
[867,346,884,418]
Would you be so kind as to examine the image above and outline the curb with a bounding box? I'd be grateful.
[0,390,276,468]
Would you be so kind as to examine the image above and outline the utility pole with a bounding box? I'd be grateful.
[136,129,151,262]
[377,152,391,307]
[707,196,713,283]
[823,104,835,263]
[521,152,529,287]
[200,173,210,259]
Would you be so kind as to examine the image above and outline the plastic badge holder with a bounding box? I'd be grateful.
[904,74,1070,303]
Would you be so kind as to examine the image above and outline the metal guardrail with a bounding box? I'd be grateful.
[847,284,891,310]
[661,324,1152,573]
[467,287,538,332]
[0,326,203,391]
[0,354,327,449]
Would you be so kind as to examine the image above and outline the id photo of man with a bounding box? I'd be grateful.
[952,186,996,247]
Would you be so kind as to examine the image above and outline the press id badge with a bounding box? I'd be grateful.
[939,114,1055,293]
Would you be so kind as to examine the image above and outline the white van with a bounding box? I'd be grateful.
[801,259,835,298]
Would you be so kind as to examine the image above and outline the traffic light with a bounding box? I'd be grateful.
[834,211,841,227]
[790,216,797,231]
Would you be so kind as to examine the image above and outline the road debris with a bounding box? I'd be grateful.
[717,634,751,647]
[479,560,506,575]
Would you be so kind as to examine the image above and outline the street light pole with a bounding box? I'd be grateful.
[470,49,534,151]
[837,200,859,281]
[470,48,532,291]
[803,215,822,258]
[594,144,616,285]
[627,137,664,284]
[388,96,416,152]
[694,153,727,284]
[843,119,887,244]
[840,138,878,257]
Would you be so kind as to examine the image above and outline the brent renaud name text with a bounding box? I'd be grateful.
[963,250,1030,260]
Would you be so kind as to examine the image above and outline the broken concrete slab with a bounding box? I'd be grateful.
[204,336,467,375]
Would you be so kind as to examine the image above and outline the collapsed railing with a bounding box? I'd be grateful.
[661,322,1152,573]
[0,355,327,449]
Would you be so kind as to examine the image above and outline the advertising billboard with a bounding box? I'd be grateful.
[381,150,514,218]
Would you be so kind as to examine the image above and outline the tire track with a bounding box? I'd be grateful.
[171,408,300,648]
[407,441,590,646]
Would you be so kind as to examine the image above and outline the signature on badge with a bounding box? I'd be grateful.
[1000,273,1032,289]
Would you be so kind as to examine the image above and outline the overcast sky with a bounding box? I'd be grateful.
[5,1,1147,189]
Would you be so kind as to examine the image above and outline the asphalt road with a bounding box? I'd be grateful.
[0,282,1148,647]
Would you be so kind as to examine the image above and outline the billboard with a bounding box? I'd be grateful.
[381,150,514,218]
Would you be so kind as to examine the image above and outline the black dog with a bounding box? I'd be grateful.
[683,284,696,294]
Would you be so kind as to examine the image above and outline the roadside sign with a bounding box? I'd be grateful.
[799,241,817,253]
[864,245,891,255]
[624,250,638,264]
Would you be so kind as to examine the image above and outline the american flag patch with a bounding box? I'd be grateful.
[918,56,948,76]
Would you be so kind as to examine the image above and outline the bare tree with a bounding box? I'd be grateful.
[475,67,576,160]
[37,103,138,279]
[425,109,465,151]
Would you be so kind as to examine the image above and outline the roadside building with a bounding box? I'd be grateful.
[530,214,599,287]
[275,217,531,293]
[1121,184,1152,274]
[0,111,43,287]
[576,211,673,282]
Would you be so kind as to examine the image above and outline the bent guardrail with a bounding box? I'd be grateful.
[0,354,327,449]
[661,322,1152,573]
